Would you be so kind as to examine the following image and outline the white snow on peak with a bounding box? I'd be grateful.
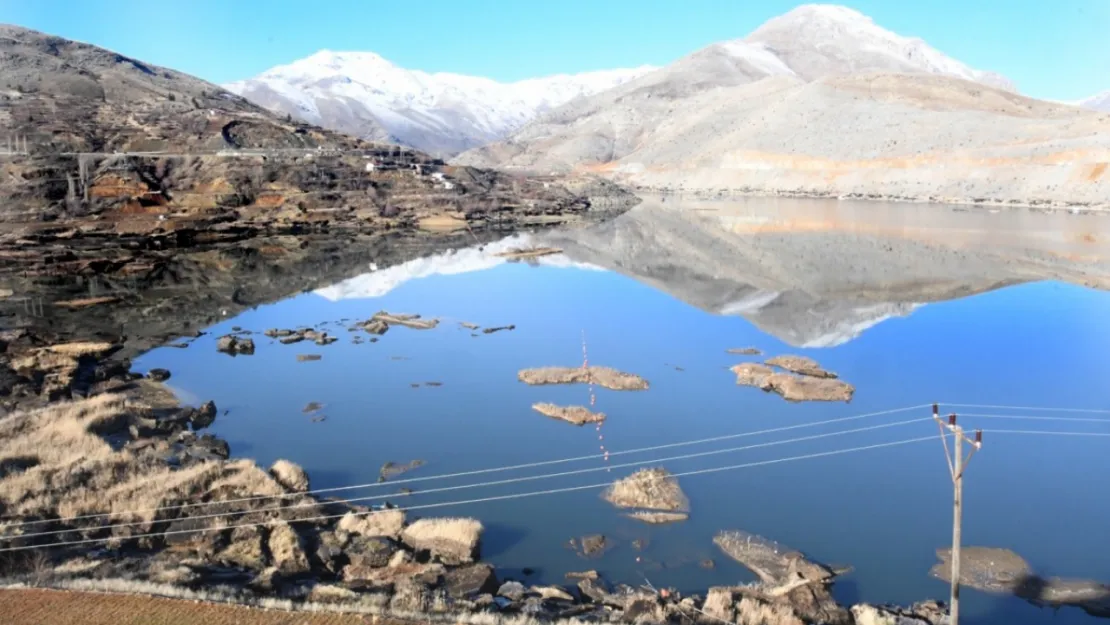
[1078,90,1110,112]
[224,53,657,154]
[747,3,1015,91]
[717,41,796,76]
[313,235,603,301]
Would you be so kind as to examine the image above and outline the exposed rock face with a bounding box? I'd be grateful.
[217,526,268,569]
[401,517,483,565]
[518,366,649,391]
[269,459,310,493]
[443,563,499,599]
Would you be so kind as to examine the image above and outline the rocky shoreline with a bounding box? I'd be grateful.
[632,185,1110,213]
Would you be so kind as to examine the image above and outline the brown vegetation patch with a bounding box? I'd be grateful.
[602,468,689,512]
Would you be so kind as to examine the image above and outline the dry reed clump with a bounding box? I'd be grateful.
[401,517,483,565]
[336,508,405,539]
[764,355,837,379]
[736,596,805,625]
[270,459,310,493]
[517,366,649,391]
[531,403,606,425]
[602,468,689,513]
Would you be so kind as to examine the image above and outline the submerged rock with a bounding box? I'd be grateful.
[371,311,439,330]
[216,335,255,355]
[532,402,606,425]
[401,517,483,565]
[296,354,322,362]
[578,534,610,557]
[766,355,838,379]
[147,368,171,382]
[482,325,516,334]
[518,366,649,391]
[379,459,425,481]
[603,468,689,512]
[727,347,763,355]
[626,511,689,524]
[714,530,838,586]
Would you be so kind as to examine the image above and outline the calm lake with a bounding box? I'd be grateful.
[135,197,1110,625]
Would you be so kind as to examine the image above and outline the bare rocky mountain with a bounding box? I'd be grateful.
[224,51,655,157]
[1079,90,1110,112]
[0,25,634,245]
[457,5,1110,209]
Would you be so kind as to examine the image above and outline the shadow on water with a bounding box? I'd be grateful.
[481,522,530,560]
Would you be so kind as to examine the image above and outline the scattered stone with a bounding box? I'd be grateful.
[459,322,480,330]
[311,415,327,423]
[631,539,646,551]
[401,517,483,565]
[482,325,516,334]
[280,334,306,344]
[577,577,613,603]
[700,559,716,570]
[566,570,599,581]
[315,335,338,346]
[379,459,425,481]
[265,329,295,338]
[147,368,171,382]
[216,335,254,355]
[766,355,838,378]
[297,354,322,362]
[518,366,649,391]
[445,563,499,599]
[498,580,527,601]
[268,523,310,574]
[345,536,396,569]
[533,585,575,602]
[424,381,443,387]
[532,402,606,425]
[337,508,405,539]
[727,347,762,355]
[269,459,310,493]
[302,402,323,413]
[603,468,689,512]
[626,511,689,524]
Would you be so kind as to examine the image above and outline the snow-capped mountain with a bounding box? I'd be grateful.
[743,4,1015,90]
[1078,91,1110,112]
[224,52,655,156]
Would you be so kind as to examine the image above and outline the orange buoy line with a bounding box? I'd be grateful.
[581,330,609,470]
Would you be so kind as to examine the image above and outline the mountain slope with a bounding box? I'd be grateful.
[457,5,1110,208]
[0,25,626,235]
[1079,90,1110,112]
[224,52,655,156]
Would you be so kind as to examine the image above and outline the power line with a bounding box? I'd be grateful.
[4,417,932,541]
[0,434,940,554]
[1,403,928,526]
[978,429,1110,437]
[943,403,1110,414]
[958,412,1110,424]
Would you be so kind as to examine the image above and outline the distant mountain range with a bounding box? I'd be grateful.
[1078,91,1110,112]
[224,52,655,156]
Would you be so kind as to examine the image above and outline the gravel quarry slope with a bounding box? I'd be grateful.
[456,6,1110,209]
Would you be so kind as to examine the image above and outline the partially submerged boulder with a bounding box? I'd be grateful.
[727,347,763,356]
[602,468,689,513]
[519,366,649,391]
[532,402,606,425]
[730,364,854,403]
[216,335,254,355]
[371,311,439,330]
[766,355,838,379]
[401,517,483,565]
[379,459,425,482]
[269,459,310,493]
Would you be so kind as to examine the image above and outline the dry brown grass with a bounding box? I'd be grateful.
[531,403,606,425]
[735,597,804,625]
[518,366,649,391]
[400,517,482,564]
[336,509,405,539]
[602,468,689,512]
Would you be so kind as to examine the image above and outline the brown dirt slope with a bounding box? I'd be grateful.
[0,588,380,625]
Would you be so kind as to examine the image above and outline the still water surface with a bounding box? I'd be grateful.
[137,199,1110,625]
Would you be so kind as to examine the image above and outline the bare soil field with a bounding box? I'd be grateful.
[0,588,387,625]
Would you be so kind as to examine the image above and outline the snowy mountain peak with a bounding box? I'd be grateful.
[225,53,656,156]
[747,3,1016,91]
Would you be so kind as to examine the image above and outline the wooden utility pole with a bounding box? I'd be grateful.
[932,404,983,625]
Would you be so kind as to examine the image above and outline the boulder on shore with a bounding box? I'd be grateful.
[269,459,310,493]
[401,517,483,565]
[337,508,405,540]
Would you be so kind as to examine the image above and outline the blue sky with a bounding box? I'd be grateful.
[1,0,1106,100]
